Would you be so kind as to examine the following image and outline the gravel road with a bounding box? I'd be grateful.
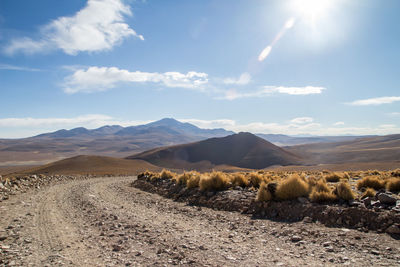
[1,176,399,266]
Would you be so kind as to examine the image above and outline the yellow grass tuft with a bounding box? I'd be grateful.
[160,169,175,180]
[248,172,265,188]
[175,171,199,186]
[186,173,201,189]
[335,181,355,201]
[361,188,376,199]
[324,173,341,183]
[199,171,230,191]
[356,176,385,190]
[256,182,272,202]
[275,174,309,200]
[313,179,331,193]
[310,190,337,203]
[386,178,400,193]
[230,173,249,188]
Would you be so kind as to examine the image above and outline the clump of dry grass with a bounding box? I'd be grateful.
[313,179,331,193]
[230,173,249,188]
[356,176,385,190]
[247,172,266,188]
[324,173,341,183]
[310,190,337,203]
[199,171,230,191]
[186,173,201,189]
[175,171,199,186]
[386,178,400,193]
[361,188,376,199]
[160,169,175,180]
[335,181,355,201]
[391,169,400,177]
[256,182,272,202]
[275,174,309,200]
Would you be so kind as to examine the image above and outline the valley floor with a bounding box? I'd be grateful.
[1,176,399,266]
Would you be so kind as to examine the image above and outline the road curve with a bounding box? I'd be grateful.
[1,176,399,266]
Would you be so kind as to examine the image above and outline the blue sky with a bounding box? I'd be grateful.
[0,0,399,138]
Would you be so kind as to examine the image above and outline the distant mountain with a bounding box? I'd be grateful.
[128,132,301,169]
[0,118,234,165]
[286,134,400,165]
[36,118,233,139]
[257,133,374,146]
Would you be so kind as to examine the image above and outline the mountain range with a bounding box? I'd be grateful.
[1,118,399,169]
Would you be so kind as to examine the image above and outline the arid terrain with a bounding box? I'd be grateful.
[1,175,400,266]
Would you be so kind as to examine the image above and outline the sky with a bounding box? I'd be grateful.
[0,0,399,138]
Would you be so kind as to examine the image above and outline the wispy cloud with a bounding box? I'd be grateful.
[387,112,400,117]
[334,121,345,126]
[347,96,400,106]
[185,118,400,136]
[290,117,314,124]
[63,66,208,93]
[223,72,251,85]
[218,86,325,100]
[0,63,41,72]
[3,0,143,56]
[263,86,326,95]
[179,119,235,129]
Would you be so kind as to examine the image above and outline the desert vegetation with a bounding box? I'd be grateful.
[138,169,400,204]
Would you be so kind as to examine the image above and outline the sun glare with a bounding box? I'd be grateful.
[292,0,333,24]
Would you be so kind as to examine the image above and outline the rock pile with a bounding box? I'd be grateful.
[132,175,400,235]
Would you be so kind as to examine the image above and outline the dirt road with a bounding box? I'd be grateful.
[1,176,399,266]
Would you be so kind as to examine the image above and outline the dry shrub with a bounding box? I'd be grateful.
[256,182,272,202]
[335,181,355,201]
[310,190,337,203]
[231,173,249,188]
[361,188,376,199]
[391,169,400,177]
[307,176,319,188]
[313,179,331,193]
[275,174,309,200]
[386,178,400,193]
[176,171,199,186]
[187,173,201,189]
[160,169,175,180]
[248,172,265,188]
[324,173,341,183]
[356,176,385,190]
[199,172,230,191]
[342,172,350,180]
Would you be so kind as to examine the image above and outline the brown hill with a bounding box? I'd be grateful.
[286,134,400,165]
[127,132,301,169]
[22,155,161,176]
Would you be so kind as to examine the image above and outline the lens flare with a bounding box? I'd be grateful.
[258,46,272,61]
[258,18,296,62]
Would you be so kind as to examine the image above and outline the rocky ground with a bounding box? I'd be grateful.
[1,176,400,266]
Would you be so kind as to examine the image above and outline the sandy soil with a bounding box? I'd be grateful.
[1,176,399,266]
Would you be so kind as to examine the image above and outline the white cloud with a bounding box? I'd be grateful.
[223,72,251,85]
[179,119,236,129]
[334,121,345,126]
[347,96,400,106]
[63,66,209,93]
[263,86,326,95]
[290,117,314,124]
[3,0,142,56]
[217,85,325,100]
[388,112,400,117]
[0,63,41,72]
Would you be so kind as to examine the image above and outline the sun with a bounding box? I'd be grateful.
[291,0,333,25]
